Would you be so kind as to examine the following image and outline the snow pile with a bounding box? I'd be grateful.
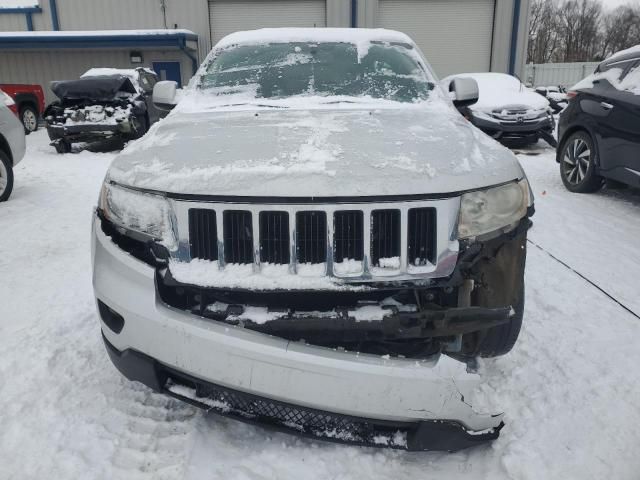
[169,259,369,291]
[64,104,131,126]
[347,305,392,322]
[0,0,37,7]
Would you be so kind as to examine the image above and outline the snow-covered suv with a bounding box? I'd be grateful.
[93,28,533,451]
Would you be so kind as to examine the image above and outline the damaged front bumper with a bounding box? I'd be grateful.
[46,119,133,141]
[471,112,557,147]
[93,216,505,451]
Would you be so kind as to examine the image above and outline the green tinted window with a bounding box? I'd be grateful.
[200,42,432,103]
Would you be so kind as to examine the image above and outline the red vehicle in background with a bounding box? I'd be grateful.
[0,83,45,134]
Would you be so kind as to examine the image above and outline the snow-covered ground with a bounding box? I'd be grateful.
[1,131,640,479]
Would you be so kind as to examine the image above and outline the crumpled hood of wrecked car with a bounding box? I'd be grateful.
[108,103,524,197]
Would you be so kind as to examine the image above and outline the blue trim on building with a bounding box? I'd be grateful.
[0,32,199,50]
[508,0,521,75]
[350,0,357,28]
[25,11,33,30]
[49,0,60,30]
[178,37,199,74]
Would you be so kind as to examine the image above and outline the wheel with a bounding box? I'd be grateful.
[53,139,72,154]
[559,131,602,193]
[20,105,38,134]
[0,150,14,202]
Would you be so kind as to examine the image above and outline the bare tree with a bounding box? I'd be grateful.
[527,0,640,63]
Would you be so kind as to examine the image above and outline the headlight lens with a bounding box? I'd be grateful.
[99,182,175,246]
[458,180,529,239]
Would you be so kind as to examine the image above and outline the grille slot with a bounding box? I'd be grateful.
[333,210,364,263]
[296,211,327,264]
[223,210,253,264]
[188,209,218,261]
[371,209,400,267]
[408,208,437,266]
[259,211,290,264]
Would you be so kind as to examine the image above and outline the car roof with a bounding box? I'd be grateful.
[600,46,640,69]
[214,28,415,50]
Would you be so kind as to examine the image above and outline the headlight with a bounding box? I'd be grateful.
[99,181,176,247]
[458,179,529,239]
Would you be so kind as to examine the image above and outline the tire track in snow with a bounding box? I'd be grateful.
[527,239,640,321]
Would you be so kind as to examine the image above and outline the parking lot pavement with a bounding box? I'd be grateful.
[1,132,639,480]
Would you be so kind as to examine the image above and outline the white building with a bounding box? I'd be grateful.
[0,0,530,104]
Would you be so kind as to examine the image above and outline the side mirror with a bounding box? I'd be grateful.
[450,77,479,108]
[152,80,178,110]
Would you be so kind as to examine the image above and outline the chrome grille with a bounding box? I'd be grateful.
[333,210,364,262]
[259,211,289,264]
[188,209,218,261]
[296,211,327,264]
[223,210,253,264]
[371,209,400,267]
[408,208,437,266]
[177,198,459,283]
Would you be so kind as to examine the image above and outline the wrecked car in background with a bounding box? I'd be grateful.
[534,85,569,113]
[93,28,534,451]
[44,67,161,153]
[442,72,557,148]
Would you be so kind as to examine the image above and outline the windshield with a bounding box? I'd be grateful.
[199,42,432,103]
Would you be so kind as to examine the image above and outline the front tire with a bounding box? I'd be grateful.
[20,105,38,134]
[559,131,602,193]
[0,150,14,202]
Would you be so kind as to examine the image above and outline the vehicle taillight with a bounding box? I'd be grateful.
[566,91,578,99]
[0,90,18,115]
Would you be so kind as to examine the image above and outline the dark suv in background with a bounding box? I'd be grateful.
[557,48,640,193]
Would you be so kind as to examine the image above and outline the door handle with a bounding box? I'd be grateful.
[600,101,614,110]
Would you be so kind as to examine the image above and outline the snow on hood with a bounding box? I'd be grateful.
[108,97,523,198]
[442,72,549,113]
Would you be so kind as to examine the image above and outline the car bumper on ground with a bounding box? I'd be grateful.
[92,216,504,451]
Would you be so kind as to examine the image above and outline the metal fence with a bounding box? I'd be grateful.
[524,62,601,88]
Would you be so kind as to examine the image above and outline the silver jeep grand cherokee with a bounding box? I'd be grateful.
[93,28,533,451]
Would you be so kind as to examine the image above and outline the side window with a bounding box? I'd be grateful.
[600,60,635,82]
[618,60,640,93]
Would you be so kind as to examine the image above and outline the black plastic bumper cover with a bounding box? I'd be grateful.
[102,333,503,452]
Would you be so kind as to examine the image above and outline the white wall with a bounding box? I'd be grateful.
[525,62,600,88]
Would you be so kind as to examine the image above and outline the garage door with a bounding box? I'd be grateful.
[209,0,326,46]
[378,0,495,78]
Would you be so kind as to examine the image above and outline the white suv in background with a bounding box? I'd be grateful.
[0,90,26,202]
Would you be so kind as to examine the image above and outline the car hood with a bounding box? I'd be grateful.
[51,75,137,102]
[108,103,524,198]
[471,89,549,114]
